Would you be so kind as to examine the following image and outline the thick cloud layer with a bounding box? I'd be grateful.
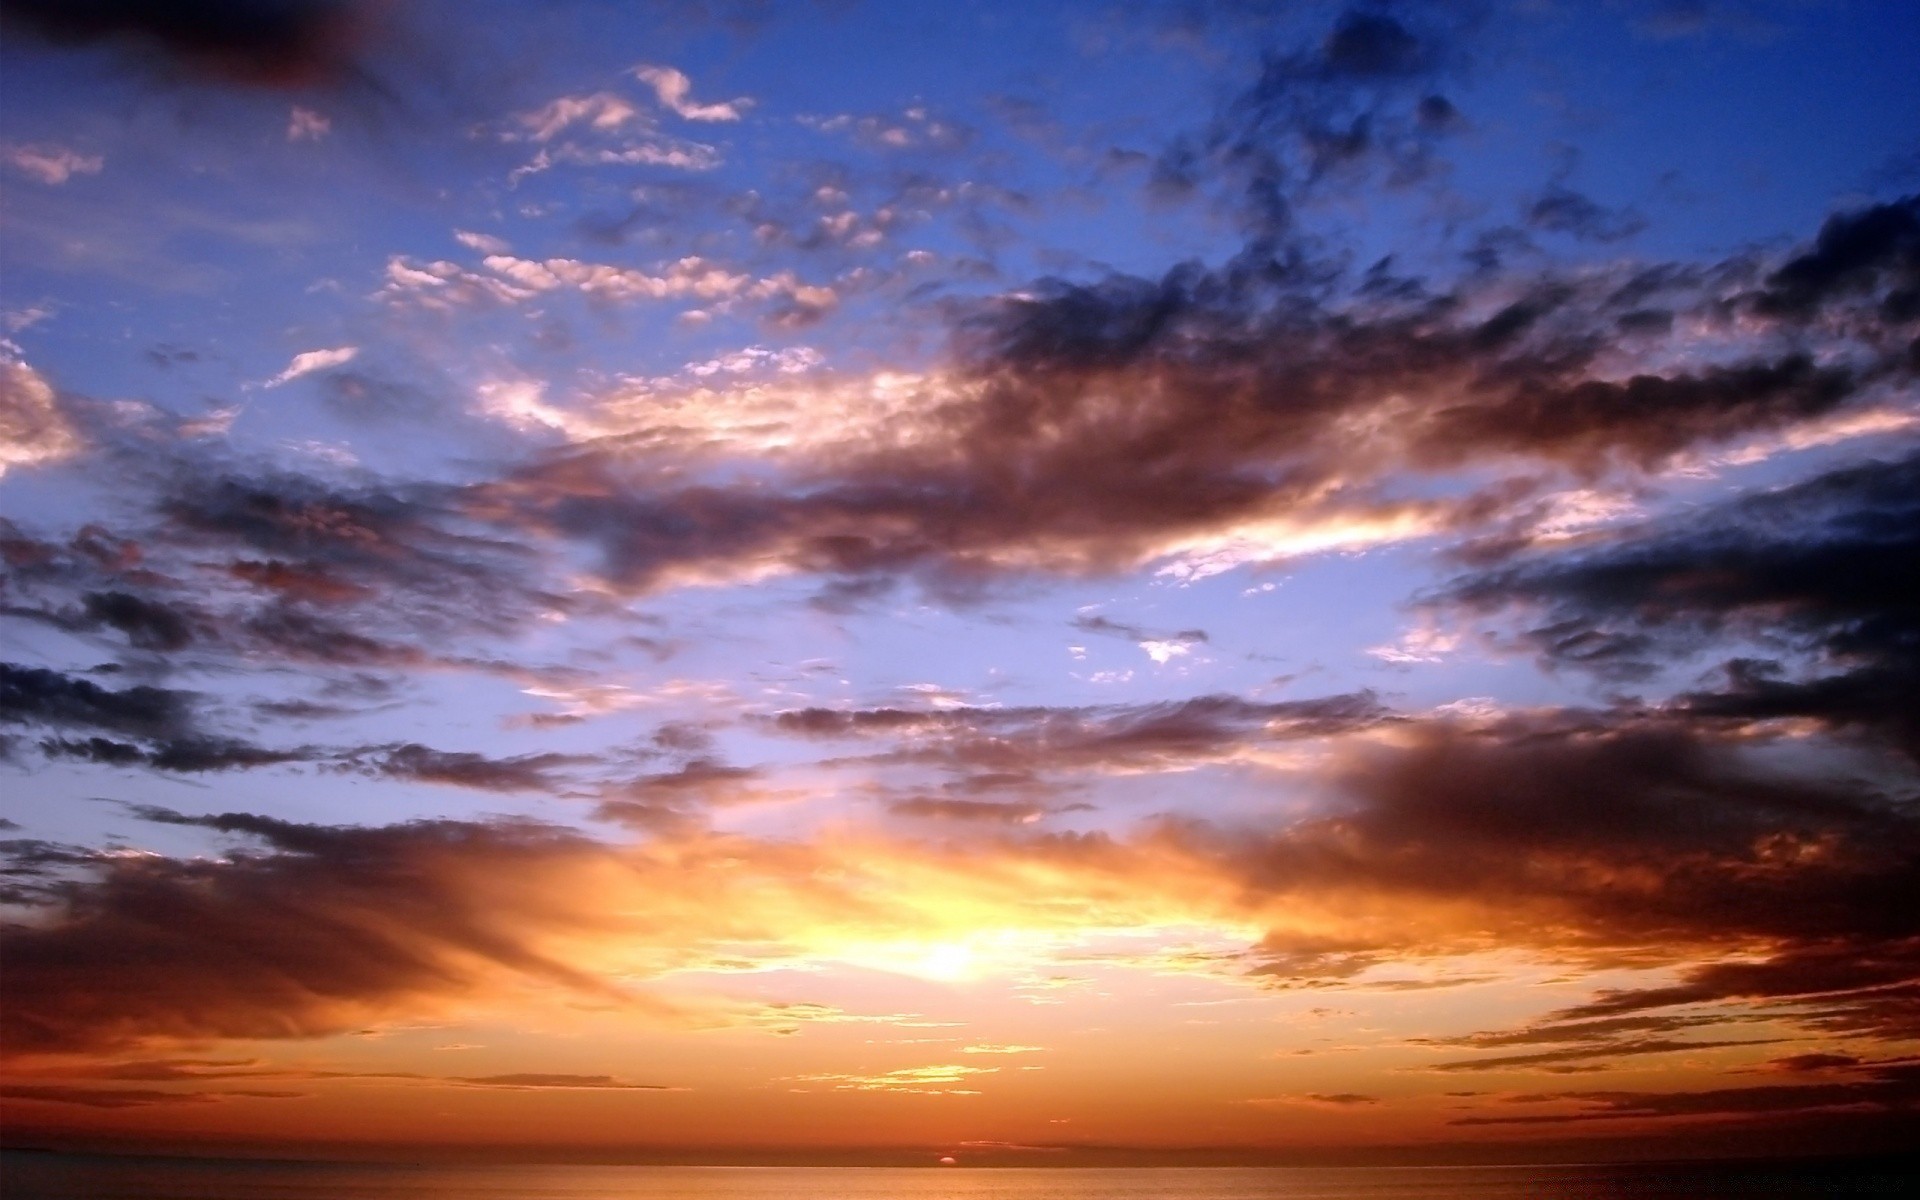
[1443,448,1920,757]
[1,809,621,1054]
[1,0,371,86]
[476,196,1918,599]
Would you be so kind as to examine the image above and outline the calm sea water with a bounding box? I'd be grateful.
[2,1155,1914,1200]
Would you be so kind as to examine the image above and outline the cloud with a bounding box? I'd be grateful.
[767,692,1390,775]
[453,228,510,255]
[1,142,105,185]
[6,696,1918,1066]
[1439,448,1920,758]
[0,808,625,1055]
[262,345,358,387]
[1424,1036,1780,1074]
[634,65,750,122]
[0,663,194,740]
[1748,195,1920,322]
[41,734,310,773]
[1449,1061,1920,1126]
[1151,5,1471,231]
[469,192,1914,599]
[789,1063,997,1093]
[352,742,580,792]
[510,91,645,143]
[0,1083,301,1108]
[0,356,84,478]
[286,105,330,140]
[886,798,1050,825]
[499,88,723,181]
[1071,614,1209,663]
[447,1073,673,1090]
[0,0,372,88]
[1524,185,1647,244]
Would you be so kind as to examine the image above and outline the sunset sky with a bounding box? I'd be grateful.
[3,0,1919,1166]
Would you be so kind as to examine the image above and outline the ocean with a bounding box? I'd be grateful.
[2,1155,1915,1200]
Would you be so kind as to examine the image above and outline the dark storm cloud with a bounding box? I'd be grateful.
[1441,449,1920,757]
[768,692,1390,774]
[0,0,371,88]
[0,808,617,1055]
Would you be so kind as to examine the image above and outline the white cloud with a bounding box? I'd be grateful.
[3,305,54,333]
[288,107,331,141]
[511,92,645,142]
[0,353,83,478]
[262,346,359,388]
[1140,640,1193,665]
[481,255,750,302]
[507,139,721,185]
[2,143,103,185]
[1366,624,1462,665]
[633,66,752,122]
[454,229,512,255]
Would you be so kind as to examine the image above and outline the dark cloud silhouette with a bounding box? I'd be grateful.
[1450,1060,1920,1126]
[1133,711,1920,1049]
[1524,185,1647,244]
[0,0,389,87]
[1442,449,1920,757]
[0,1083,301,1108]
[1070,614,1209,651]
[1426,1036,1780,1074]
[1,836,103,906]
[0,808,619,1055]
[0,0,371,87]
[81,590,195,651]
[0,662,193,740]
[40,733,308,773]
[1750,194,1920,323]
[353,742,580,792]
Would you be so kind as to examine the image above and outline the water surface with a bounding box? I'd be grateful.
[4,1154,1913,1200]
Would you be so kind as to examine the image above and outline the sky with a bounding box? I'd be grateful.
[2,0,1919,1168]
